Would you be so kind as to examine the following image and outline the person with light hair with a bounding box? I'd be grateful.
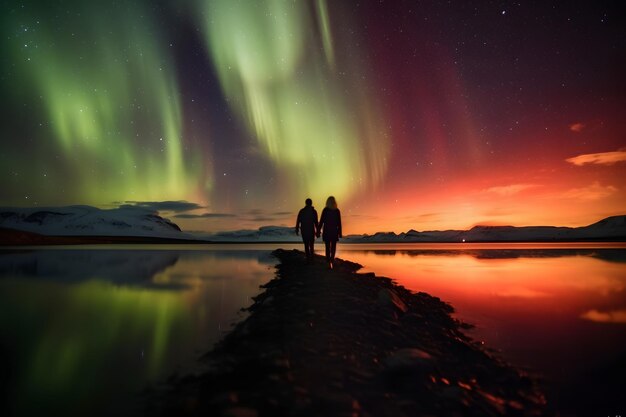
[318,196,342,268]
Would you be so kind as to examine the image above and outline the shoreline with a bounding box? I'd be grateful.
[1,227,625,247]
[145,249,548,416]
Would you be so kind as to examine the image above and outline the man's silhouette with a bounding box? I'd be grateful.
[295,198,319,260]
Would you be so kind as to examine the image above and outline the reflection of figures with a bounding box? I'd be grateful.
[295,198,319,261]
[318,196,342,268]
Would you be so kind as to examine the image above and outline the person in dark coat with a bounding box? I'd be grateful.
[318,196,342,268]
[295,198,319,260]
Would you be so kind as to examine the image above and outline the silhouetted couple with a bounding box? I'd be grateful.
[295,196,342,268]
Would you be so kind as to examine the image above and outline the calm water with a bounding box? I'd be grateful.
[0,247,277,417]
[336,243,626,416]
[0,243,625,416]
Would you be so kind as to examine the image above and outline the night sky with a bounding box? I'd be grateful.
[1,0,624,234]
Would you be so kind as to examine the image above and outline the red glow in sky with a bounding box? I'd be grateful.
[1,1,624,234]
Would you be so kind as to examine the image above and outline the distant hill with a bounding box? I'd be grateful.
[194,226,298,243]
[1,205,624,245]
[198,215,626,243]
[0,205,193,244]
[344,215,626,243]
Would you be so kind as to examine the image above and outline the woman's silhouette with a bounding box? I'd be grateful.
[318,196,342,268]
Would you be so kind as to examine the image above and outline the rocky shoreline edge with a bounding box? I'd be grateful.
[145,249,548,417]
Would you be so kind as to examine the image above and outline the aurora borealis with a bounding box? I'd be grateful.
[1,0,624,234]
[2,1,208,204]
[197,0,388,205]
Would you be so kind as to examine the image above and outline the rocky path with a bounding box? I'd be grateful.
[146,249,548,417]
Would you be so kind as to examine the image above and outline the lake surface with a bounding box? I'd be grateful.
[0,247,277,417]
[337,243,626,416]
[0,243,625,416]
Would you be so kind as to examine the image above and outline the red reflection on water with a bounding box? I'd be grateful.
[336,245,626,381]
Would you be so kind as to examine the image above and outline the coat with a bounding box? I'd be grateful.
[296,206,319,239]
[319,207,342,242]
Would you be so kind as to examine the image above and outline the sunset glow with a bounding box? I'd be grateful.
[1,1,623,234]
[334,246,626,395]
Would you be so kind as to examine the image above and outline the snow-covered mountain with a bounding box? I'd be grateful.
[1,205,623,243]
[343,215,626,243]
[197,226,299,242]
[0,205,191,239]
[196,215,626,242]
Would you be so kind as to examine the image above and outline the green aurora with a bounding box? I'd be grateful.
[4,1,622,232]
[2,1,208,205]
[1,0,388,211]
[197,0,389,206]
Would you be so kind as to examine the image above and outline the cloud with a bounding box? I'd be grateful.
[566,149,626,166]
[580,309,626,324]
[413,212,441,220]
[119,200,204,213]
[248,216,278,222]
[484,184,538,196]
[347,214,381,220]
[483,207,516,217]
[569,122,585,132]
[171,209,292,223]
[174,212,237,219]
[237,209,293,222]
[494,288,550,298]
[562,182,617,200]
[397,212,444,224]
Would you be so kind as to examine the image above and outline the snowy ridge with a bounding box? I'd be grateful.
[1,205,624,242]
[343,215,626,242]
[200,216,626,242]
[0,205,192,239]
[197,226,299,242]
